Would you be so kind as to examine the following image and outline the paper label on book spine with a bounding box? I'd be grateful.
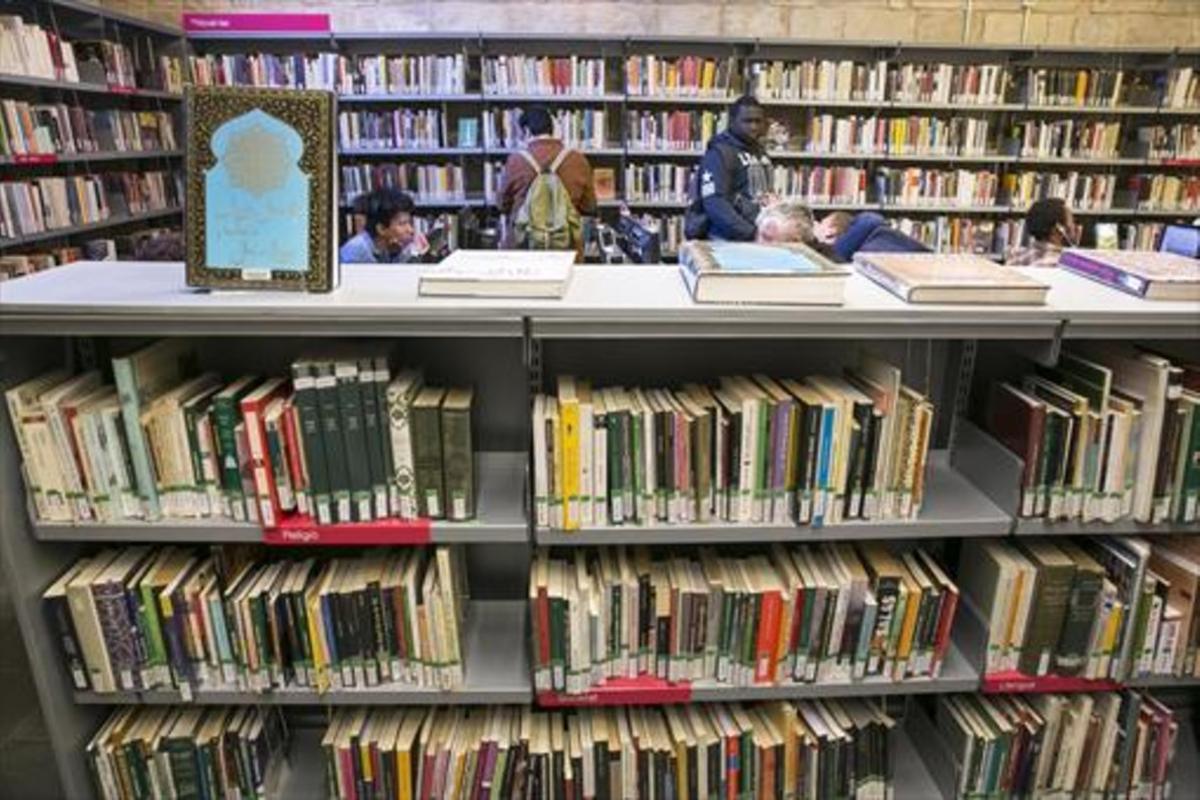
[1185,494,1197,522]
[179,682,193,702]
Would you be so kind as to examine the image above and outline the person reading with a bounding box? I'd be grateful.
[1006,197,1078,267]
[339,188,429,264]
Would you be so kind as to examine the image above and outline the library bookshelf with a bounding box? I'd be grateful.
[1,259,1197,798]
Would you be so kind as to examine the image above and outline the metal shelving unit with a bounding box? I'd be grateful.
[1,258,1198,799]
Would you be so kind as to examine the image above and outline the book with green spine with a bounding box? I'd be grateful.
[440,387,476,521]
[412,387,447,519]
[357,356,390,519]
[314,360,351,523]
[111,340,197,520]
[336,359,373,522]
[292,360,332,524]
[211,375,260,523]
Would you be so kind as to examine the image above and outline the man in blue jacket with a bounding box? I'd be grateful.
[685,95,774,241]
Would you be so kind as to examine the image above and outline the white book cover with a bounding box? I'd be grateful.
[419,249,575,298]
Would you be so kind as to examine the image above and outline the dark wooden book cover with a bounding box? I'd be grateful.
[185,86,338,292]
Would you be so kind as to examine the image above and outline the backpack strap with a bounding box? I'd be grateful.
[517,148,542,173]
[548,146,573,174]
[518,145,575,175]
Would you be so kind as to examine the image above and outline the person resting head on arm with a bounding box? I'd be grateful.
[756,201,816,245]
[1006,197,1077,267]
[339,187,429,264]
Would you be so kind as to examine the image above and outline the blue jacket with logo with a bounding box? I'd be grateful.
[685,129,772,241]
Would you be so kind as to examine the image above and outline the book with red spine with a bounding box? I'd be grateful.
[239,377,290,529]
[754,587,783,683]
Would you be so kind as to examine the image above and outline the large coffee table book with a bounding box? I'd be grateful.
[854,252,1050,305]
[678,241,848,305]
[1058,249,1200,301]
[184,86,338,292]
[418,249,576,298]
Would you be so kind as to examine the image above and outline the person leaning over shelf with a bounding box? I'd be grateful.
[757,202,928,261]
[684,94,775,241]
[339,187,430,264]
[1005,197,1078,267]
[497,105,596,249]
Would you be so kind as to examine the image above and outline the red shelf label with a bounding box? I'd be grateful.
[107,84,137,94]
[981,671,1122,694]
[12,153,57,165]
[537,677,692,707]
[183,12,331,33]
[263,514,432,545]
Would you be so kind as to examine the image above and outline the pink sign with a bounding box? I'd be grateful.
[183,12,331,34]
[537,677,692,707]
[12,153,57,165]
[981,670,1122,694]
[263,513,432,545]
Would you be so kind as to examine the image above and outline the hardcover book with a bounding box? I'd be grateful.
[854,252,1049,304]
[185,86,337,292]
[418,250,575,299]
[1058,249,1200,301]
[678,241,848,305]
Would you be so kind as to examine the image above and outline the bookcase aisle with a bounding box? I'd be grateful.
[0,259,1196,798]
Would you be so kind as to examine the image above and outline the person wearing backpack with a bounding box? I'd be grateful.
[497,106,597,250]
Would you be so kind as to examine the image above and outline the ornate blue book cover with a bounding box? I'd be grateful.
[185,86,337,292]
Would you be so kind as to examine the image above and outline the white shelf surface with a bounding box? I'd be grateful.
[1,261,1195,341]
[73,600,531,705]
[536,450,1010,545]
[32,451,528,544]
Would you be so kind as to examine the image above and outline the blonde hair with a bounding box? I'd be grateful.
[757,201,815,244]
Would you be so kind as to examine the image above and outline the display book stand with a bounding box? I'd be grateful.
[0,261,1197,799]
[0,0,187,252]
[183,31,1200,256]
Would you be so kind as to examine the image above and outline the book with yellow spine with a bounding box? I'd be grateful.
[558,376,582,531]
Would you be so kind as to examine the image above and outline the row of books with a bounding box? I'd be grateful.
[626,110,727,153]
[322,699,895,800]
[1013,118,1124,160]
[873,167,1000,209]
[1138,123,1200,159]
[342,163,470,205]
[1125,173,1200,211]
[767,113,995,158]
[934,690,1178,799]
[963,535,1200,683]
[88,705,289,800]
[0,101,176,157]
[985,344,1199,525]
[623,163,695,204]
[483,55,610,98]
[189,52,470,97]
[0,15,182,91]
[1165,66,1200,109]
[0,171,179,239]
[530,542,958,694]
[893,216,1022,257]
[767,165,869,206]
[482,108,612,151]
[536,364,935,531]
[46,544,470,694]
[339,109,447,151]
[887,62,1012,106]
[0,226,175,279]
[625,55,738,98]
[1004,170,1117,212]
[6,341,478,526]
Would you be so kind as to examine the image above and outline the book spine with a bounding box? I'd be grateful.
[374,361,397,517]
[387,380,421,521]
[112,357,161,519]
[1020,563,1075,676]
[315,363,351,523]
[241,392,283,529]
[45,593,90,690]
[413,403,445,519]
[337,362,374,522]
[441,401,475,521]
[212,394,247,521]
[92,580,138,691]
[358,360,390,519]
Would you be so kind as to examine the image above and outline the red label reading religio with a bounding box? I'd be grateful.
[537,677,692,708]
[12,153,57,165]
[262,514,432,545]
[981,671,1123,695]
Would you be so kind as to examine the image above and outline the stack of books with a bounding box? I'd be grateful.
[6,342,478,526]
[986,346,1199,523]
[88,706,289,800]
[45,544,470,694]
[935,690,1180,799]
[530,542,959,694]
[321,699,895,800]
